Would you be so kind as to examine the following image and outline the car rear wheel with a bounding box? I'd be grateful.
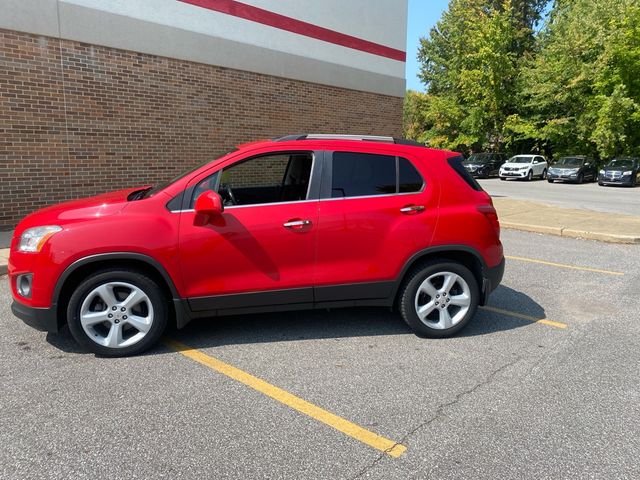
[67,269,168,356]
[399,261,479,338]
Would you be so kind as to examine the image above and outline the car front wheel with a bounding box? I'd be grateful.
[67,269,168,356]
[399,261,479,338]
[526,170,533,181]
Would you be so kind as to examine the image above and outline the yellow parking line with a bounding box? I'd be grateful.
[163,339,407,458]
[479,306,567,329]
[505,255,624,276]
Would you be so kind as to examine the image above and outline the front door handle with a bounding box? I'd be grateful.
[400,205,426,214]
[283,219,312,229]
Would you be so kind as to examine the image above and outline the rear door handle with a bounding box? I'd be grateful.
[400,205,425,214]
[283,219,312,229]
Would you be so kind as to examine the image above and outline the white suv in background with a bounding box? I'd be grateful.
[499,155,548,181]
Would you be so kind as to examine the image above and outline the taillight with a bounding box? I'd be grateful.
[477,204,500,237]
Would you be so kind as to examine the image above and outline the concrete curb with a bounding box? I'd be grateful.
[501,222,640,244]
[0,248,8,276]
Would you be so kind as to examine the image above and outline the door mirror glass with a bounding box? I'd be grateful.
[194,190,224,218]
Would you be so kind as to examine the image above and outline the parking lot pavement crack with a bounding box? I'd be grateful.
[348,355,523,480]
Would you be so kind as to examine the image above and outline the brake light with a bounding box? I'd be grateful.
[477,204,500,237]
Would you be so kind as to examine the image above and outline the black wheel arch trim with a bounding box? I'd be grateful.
[52,252,190,328]
[390,245,496,300]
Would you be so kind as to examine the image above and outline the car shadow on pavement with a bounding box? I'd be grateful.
[45,285,545,354]
[461,285,547,337]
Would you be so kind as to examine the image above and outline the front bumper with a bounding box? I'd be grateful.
[599,176,633,186]
[11,300,60,333]
[548,171,579,182]
[499,170,527,178]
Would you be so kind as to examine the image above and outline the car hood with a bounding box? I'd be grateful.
[602,166,634,172]
[550,165,581,170]
[464,163,489,167]
[501,163,529,168]
[17,186,149,230]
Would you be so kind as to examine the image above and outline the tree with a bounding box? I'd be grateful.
[412,0,548,152]
[508,0,640,158]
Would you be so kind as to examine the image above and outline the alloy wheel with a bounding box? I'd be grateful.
[79,282,154,349]
[414,271,471,329]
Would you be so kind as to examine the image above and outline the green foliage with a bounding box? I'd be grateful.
[406,0,640,158]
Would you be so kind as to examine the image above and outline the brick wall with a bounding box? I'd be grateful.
[0,29,403,229]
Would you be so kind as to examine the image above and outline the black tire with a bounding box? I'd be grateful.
[541,169,547,180]
[399,260,479,338]
[547,179,554,183]
[500,177,506,181]
[526,170,533,181]
[577,173,584,184]
[598,182,604,186]
[67,269,168,357]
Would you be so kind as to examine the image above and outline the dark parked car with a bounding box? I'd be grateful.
[598,158,640,187]
[462,153,508,178]
[547,156,597,184]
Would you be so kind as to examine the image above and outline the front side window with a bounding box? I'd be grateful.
[191,152,313,207]
[331,152,424,198]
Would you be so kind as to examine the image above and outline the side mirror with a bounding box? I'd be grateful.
[194,190,224,219]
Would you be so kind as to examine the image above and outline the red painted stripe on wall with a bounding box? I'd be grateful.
[178,0,406,62]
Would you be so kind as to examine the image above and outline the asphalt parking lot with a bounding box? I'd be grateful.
[2,229,639,479]
[478,178,640,216]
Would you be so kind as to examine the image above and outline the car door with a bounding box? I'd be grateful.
[314,149,439,304]
[534,156,546,175]
[178,150,320,312]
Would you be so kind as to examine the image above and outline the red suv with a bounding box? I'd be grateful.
[9,135,504,356]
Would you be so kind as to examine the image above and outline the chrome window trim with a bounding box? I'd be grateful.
[319,190,424,202]
[171,198,319,214]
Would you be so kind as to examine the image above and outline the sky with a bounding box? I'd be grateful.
[405,0,449,91]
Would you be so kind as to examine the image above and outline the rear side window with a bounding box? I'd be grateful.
[399,157,424,192]
[447,156,482,191]
[331,152,396,198]
[331,153,424,198]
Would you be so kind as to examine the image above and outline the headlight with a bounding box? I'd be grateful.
[18,226,62,253]
[599,170,605,174]
[623,170,632,175]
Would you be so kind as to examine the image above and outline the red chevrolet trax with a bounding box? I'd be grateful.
[9,135,504,356]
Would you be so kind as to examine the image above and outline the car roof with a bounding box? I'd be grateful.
[235,134,458,158]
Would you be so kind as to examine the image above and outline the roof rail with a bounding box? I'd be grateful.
[272,134,426,147]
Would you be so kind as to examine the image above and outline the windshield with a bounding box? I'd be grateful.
[463,154,492,165]
[142,149,238,198]
[606,159,635,169]
[509,156,533,164]
[555,157,584,167]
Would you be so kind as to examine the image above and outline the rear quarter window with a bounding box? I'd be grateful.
[447,156,482,191]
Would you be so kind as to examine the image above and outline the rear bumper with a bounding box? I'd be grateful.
[11,300,60,333]
[482,257,505,304]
